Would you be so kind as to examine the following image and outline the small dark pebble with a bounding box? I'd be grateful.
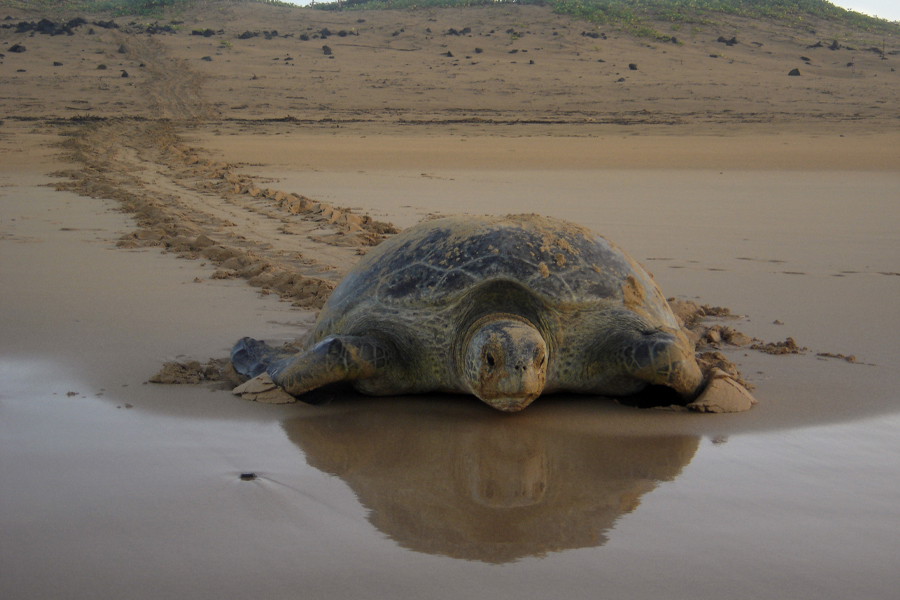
[240,473,258,481]
[120,70,128,77]
[628,63,638,70]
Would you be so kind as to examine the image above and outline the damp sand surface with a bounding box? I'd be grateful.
[3,131,900,599]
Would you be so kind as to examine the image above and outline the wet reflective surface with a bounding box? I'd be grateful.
[283,399,699,563]
[3,167,900,599]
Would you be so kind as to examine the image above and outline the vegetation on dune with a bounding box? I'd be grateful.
[0,0,293,18]
[314,0,899,37]
[2,0,896,36]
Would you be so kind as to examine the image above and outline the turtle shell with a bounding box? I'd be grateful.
[317,214,678,331]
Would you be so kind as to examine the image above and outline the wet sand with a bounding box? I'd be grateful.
[2,2,900,599]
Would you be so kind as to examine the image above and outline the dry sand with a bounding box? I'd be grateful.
[2,2,900,599]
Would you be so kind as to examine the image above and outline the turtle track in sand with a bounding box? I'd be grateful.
[50,37,397,309]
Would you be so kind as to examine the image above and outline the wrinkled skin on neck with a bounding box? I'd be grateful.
[463,317,548,412]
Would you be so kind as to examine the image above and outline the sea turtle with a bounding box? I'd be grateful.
[231,214,704,412]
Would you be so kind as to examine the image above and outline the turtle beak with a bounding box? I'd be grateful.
[480,391,541,413]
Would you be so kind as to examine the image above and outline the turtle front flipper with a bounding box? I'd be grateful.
[268,335,394,398]
[231,337,297,379]
[621,329,703,399]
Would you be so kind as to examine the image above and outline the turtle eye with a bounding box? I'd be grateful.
[486,353,496,368]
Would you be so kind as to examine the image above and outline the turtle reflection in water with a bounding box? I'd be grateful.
[232,214,708,411]
[284,402,700,563]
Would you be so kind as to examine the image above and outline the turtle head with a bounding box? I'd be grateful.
[463,316,547,412]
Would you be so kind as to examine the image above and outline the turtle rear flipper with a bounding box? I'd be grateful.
[231,337,297,380]
[269,335,394,397]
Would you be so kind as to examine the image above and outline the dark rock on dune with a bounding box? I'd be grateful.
[93,20,118,29]
[509,49,518,54]
[36,18,60,34]
[53,61,63,66]
[201,56,212,61]
[97,64,107,70]
[800,55,811,62]
[717,36,738,46]
[238,31,257,40]
[582,31,601,39]
[9,43,25,52]
[320,28,332,38]
[444,51,454,57]
[829,40,841,50]
[11,18,78,36]
[299,33,309,41]
[121,70,129,78]
[629,63,638,70]
[788,68,801,76]
[322,45,332,56]
[474,47,483,53]
[192,28,215,37]
[118,44,127,53]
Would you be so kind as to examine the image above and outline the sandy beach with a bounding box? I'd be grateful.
[2,2,900,598]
